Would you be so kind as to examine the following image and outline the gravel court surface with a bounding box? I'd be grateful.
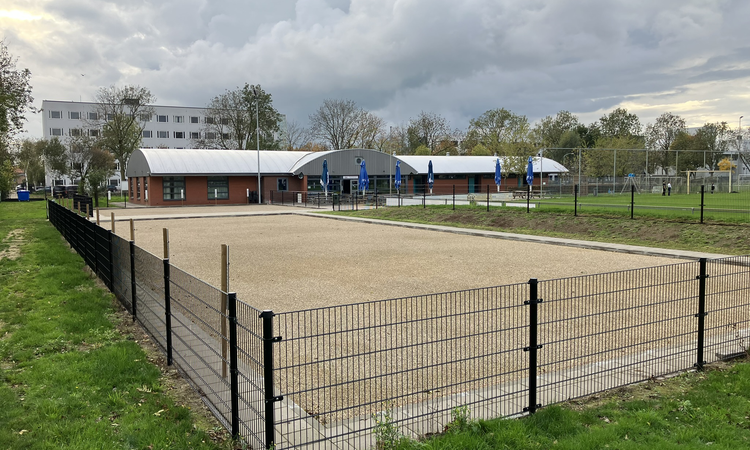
[110,212,683,312]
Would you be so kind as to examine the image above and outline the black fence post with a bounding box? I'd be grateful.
[695,258,708,370]
[164,258,173,366]
[375,186,378,210]
[526,184,531,213]
[130,240,137,322]
[524,278,542,414]
[700,185,705,224]
[630,184,635,220]
[452,185,455,210]
[107,230,114,291]
[228,292,240,438]
[270,190,274,205]
[423,188,426,209]
[574,184,578,217]
[486,184,490,212]
[260,310,282,449]
[398,191,401,207]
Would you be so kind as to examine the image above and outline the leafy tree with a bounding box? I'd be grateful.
[0,40,34,141]
[533,110,580,162]
[471,144,491,156]
[557,129,582,151]
[197,84,281,150]
[414,145,430,155]
[717,157,736,172]
[42,138,69,181]
[0,159,14,199]
[92,85,155,183]
[670,131,708,173]
[466,108,535,173]
[694,122,730,169]
[16,139,46,188]
[599,108,642,138]
[583,135,644,178]
[65,134,114,195]
[406,111,452,154]
[646,112,687,174]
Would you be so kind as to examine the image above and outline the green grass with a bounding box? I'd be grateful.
[0,201,234,449]
[332,205,750,255]
[391,361,750,449]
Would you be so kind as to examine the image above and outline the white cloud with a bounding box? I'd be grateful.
[4,0,749,139]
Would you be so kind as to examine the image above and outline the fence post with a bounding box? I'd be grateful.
[260,310,282,449]
[630,184,635,220]
[452,185,455,210]
[228,292,240,439]
[423,187,426,209]
[524,278,542,414]
[108,229,114,291]
[574,184,578,217]
[486,184,490,212]
[163,228,173,366]
[130,239,137,322]
[526,184,531,213]
[221,244,229,379]
[695,258,708,370]
[700,185,705,224]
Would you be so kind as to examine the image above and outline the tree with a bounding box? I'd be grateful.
[598,108,642,138]
[670,131,708,173]
[406,111,452,154]
[414,145,430,155]
[694,122,730,169]
[471,144,491,156]
[282,119,312,151]
[645,112,687,174]
[197,84,282,150]
[42,138,69,181]
[466,108,535,174]
[16,139,46,188]
[532,110,580,162]
[0,40,34,142]
[92,85,155,183]
[352,111,386,149]
[309,99,364,150]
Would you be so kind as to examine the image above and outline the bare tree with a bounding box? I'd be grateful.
[353,111,386,149]
[195,84,281,150]
[646,112,686,174]
[282,119,312,150]
[309,99,364,150]
[91,85,155,183]
[407,111,451,153]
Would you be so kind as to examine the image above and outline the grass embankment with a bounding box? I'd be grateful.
[336,206,750,255]
[0,201,234,449]
[393,362,750,449]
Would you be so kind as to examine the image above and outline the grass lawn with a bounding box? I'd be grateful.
[335,205,750,255]
[390,360,750,449]
[0,201,235,449]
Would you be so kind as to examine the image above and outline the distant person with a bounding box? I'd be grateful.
[711,183,715,194]
[662,182,666,196]
[667,182,672,196]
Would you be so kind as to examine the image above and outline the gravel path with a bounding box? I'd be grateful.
[111,213,680,312]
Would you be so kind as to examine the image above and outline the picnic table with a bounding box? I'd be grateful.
[512,190,545,199]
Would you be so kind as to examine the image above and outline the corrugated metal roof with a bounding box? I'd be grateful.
[134,149,311,176]
[396,155,568,174]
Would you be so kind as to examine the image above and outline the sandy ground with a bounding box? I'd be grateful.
[108,212,680,312]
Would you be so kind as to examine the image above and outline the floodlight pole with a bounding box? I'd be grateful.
[255,88,261,204]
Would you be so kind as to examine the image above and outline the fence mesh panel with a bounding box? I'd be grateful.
[133,246,167,352]
[704,256,750,362]
[273,284,529,448]
[236,299,266,450]
[111,234,132,312]
[537,263,698,406]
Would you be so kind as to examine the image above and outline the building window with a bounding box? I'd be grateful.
[69,111,81,120]
[87,112,98,120]
[190,131,200,139]
[106,113,115,121]
[205,117,215,124]
[157,115,168,123]
[207,176,229,200]
[190,116,200,124]
[205,132,216,140]
[89,129,100,137]
[277,178,288,191]
[50,128,63,136]
[220,117,229,125]
[157,131,169,139]
[221,133,230,140]
[70,128,82,137]
[136,178,141,200]
[49,110,62,119]
[163,176,185,201]
[140,113,152,122]
[109,179,119,187]
[114,162,120,171]
[174,131,185,139]
[129,181,133,199]
[174,115,184,123]
[142,130,152,138]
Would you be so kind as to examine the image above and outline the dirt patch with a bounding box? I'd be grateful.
[0,229,24,260]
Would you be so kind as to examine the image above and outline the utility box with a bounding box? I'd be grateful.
[17,190,30,201]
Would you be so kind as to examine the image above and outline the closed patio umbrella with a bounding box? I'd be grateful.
[427,160,434,194]
[358,159,369,194]
[322,159,330,197]
[394,161,401,193]
[495,158,502,192]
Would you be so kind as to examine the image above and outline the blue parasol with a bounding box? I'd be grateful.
[494,158,502,192]
[321,159,329,196]
[526,156,534,186]
[427,160,434,194]
[358,159,369,194]
[394,160,401,192]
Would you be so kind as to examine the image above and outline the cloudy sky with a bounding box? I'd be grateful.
[3,0,749,139]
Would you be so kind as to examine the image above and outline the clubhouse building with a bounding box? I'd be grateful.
[125,148,568,206]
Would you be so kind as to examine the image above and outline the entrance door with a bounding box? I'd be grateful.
[468,176,476,193]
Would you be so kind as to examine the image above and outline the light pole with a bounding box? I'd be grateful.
[254,88,261,204]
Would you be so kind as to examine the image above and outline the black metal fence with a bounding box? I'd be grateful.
[47,199,750,449]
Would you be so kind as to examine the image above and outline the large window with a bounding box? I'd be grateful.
[87,112,98,120]
[277,178,288,191]
[207,176,229,200]
[157,131,169,139]
[50,128,63,136]
[174,115,184,123]
[190,116,200,124]
[157,115,168,123]
[49,110,62,119]
[163,176,185,201]
[143,130,152,138]
[174,131,185,139]
[69,111,81,120]
[190,131,200,139]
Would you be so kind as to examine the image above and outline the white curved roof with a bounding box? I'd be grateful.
[396,155,568,174]
[128,148,311,176]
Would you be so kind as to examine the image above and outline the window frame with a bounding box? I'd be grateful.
[207,176,229,200]
[162,176,185,201]
[156,130,169,139]
[156,115,168,123]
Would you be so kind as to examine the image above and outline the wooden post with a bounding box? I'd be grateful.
[85,204,90,218]
[129,219,135,242]
[163,228,169,259]
[221,244,229,378]
[110,213,115,233]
